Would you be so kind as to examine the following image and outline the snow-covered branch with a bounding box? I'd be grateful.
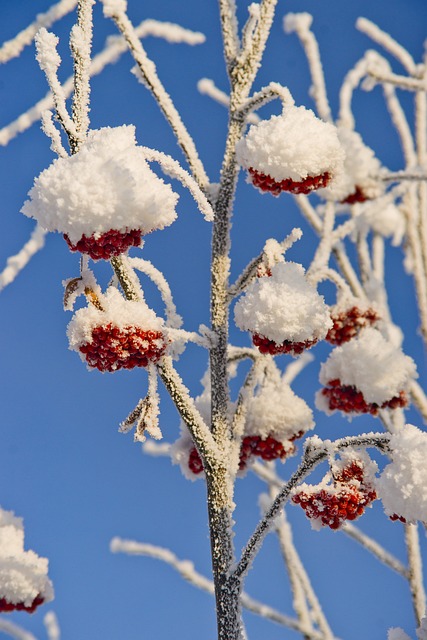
[0,224,47,292]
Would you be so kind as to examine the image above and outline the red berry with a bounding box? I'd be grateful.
[389,513,407,523]
[326,306,379,345]
[321,379,407,415]
[79,323,166,372]
[341,186,369,205]
[252,333,318,356]
[248,167,331,196]
[64,228,142,260]
[0,594,45,614]
[188,447,204,475]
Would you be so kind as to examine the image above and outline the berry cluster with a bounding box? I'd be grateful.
[79,323,166,372]
[0,594,45,614]
[341,185,369,205]
[321,379,408,415]
[293,459,377,530]
[326,306,379,345]
[64,228,142,261]
[389,513,407,523]
[252,333,318,356]
[248,167,331,196]
[187,431,304,475]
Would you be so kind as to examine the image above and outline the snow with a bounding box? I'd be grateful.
[21,126,179,243]
[0,507,53,607]
[318,327,417,405]
[34,28,61,74]
[236,104,344,183]
[234,262,332,344]
[356,197,406,246]
[244,374,314,441]
[67,286,164,350]
[377,424,427,523]
[321,128,384,202]
[388,629,412,640]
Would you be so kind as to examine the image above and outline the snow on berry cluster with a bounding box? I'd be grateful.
[0,508,53,613]
[321,128,384,203]
[234,262,332,356]
[325,303,379,345]
[236,105,344,196]
[376,424,427,524]
[67,287,166,372]
[21,126,179,260]
[173,370,314,479]
[316,327,417,416]
[292,450,378,530]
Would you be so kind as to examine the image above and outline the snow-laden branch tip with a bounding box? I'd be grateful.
[44,612,60,640]
[356,17,418,76]
[0,224,47,293]
[0,18,206,147]
[70,0,95,150]
[110,537,328,638]
[0,0,78,64]
[0,618,37,640]
[283,12,332,122]
[141,147,214,221]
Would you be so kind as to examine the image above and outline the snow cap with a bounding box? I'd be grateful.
[67,287,164,351]
[318,327,417,405]
[0,507,53,609]
[236,105,344,183]
[321,128,384,202]
[245,376,314,441]
[377,424,427,523]
[22,126,179,243]
[234,261,332,344]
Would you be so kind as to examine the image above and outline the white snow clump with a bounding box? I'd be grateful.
[21,125,179,243]
[0,507,53,610]
[377,424,427,523]
[234,261,332,344]
[317,327,417,406]
[236,105,344,183]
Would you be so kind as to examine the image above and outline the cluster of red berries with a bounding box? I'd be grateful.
[292,460,377,530]
[188,431,304,476]
[64,228,142,261]
[326,306,379,345]
[321,379,408,415]
[341,186,369,205]
[248,168,331,196]
[252,333,318,356]
[0,594,45,614]
[389,513,407,523]
[79,323,165,372]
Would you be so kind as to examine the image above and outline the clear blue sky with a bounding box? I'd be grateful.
[0,1,427,639]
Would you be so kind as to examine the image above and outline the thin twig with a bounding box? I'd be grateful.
[404,523,427,625]
[0,225,47,292]
[342,523,409,578]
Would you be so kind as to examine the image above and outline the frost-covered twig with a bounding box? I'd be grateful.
[282,352,314,385]
[342,522,408,577]
[238,82,293,118]
[198,78,260,124]
[356,17,418,76]
[283,13,332,122]
[338,52,374,130]
[366,68,427,92]
[0,19,205,147]
[140,147,214,221]
[70,0,94,151]
[41,110,68,157]
[110,537,327,639]
[104,3,209,191]
[219,0,239,70]
[34,29,79,143]
[410,380,427,424]
[404,524,427,625]
[307,202,336,276]
[0,0,78,64]
[44,612,60,640]
[0,619,37,640]
[228,229,302,298]
[0,224,47,292]
[128,257,182,328]
[232,433,390,583]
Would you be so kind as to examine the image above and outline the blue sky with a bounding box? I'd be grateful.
[0,1,427,639]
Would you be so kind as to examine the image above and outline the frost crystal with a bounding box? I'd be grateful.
[0,508,53,613]
[317,327,417,411]
[234,262,332,348]
[377,424,427,523]
[21,126,179,244]
[321,128,384,203]
[236,105,344,189]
